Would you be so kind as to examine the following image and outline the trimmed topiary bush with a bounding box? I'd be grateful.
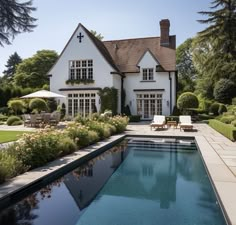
[218,104,227,115]
[214,78,236,104]
[177,92,199,112]
[231,120,236,127]
[220,115,235,124]
[29,98,48,113]
[7,99,25,115]
[209,102,221,116]
[209,119,236,141]
[6,116,21,126]
[129,115,141,122]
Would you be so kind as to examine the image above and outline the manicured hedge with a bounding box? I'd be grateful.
[209,119,236,141]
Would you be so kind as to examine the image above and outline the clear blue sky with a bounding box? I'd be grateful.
[0,0,211,75]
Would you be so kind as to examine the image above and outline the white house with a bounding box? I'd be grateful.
[48,19,177,120]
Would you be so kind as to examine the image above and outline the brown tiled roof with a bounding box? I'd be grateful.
[103,36,176,72]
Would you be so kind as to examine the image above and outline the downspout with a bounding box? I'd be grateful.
[169,72,172,115]
[121,76,124,114]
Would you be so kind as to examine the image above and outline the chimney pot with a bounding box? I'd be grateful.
[160,19,170,46]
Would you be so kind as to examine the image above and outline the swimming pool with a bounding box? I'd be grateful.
[0,138,227,225]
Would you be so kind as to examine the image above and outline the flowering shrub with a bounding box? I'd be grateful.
[0,149,27,183]
[86,120,111,139]
[14,129,75,169]
[66,123,97,147]
[0,115,129,184]
[108,116,129,133]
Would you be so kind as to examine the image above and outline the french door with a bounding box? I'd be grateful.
[68,93,96,117]
[136,93,162,119]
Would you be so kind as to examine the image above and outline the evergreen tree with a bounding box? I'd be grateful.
[90,30,104,40]
[0,0,37,46]
[198,0,236,57]
[3,52,22,82]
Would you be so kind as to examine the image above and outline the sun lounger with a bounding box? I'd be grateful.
[150,115,166,130]
[179,116,193,131]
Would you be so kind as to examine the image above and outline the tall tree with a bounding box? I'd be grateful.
[2,52,22,82]
[194,0,236,99]
[0,0,37,46]
[14,50,58,88]
[198,0,236,57]
[176,38,197,94]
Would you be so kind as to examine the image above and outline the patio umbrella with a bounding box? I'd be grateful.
[20,90,66,99]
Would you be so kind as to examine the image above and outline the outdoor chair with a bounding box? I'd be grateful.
[150,115,166,130]
[22,114,31,127]
[179,116,193,131]
[30,114,43,128]
[49,111,60,126]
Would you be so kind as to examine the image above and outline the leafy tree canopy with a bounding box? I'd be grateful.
[0,0,37,46]
[14,50,58,88]
[176,38,197,94]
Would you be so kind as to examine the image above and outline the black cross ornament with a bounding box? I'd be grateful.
[77,32,84,43]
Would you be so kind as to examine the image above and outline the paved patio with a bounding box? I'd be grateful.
[0,122,236,224]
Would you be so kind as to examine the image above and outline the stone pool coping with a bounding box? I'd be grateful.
[0,123,236,224]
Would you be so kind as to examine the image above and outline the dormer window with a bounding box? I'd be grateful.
[142,68,154,81]
[69,59,93,80]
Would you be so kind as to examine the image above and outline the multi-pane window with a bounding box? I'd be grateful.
[69,60,93,80]
[136,93,162,119]
[68,93,97,117]
[142,68,154,81]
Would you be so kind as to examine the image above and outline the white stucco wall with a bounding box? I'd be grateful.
[49,25,118,113]
[112,74,122,113]
[124,51,175,117]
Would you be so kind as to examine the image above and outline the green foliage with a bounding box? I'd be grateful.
[232,97,236,105]
[57,137,77,156]
[0,149,27,183]
[2,52,22,83]
[214,79,236,104]
[66,79,94,85]
[11,120,23,126]
[14,50,58,88]
[6,116,21,126]
[66,123,93,147]
[220,116,235,124]
[198,114,215,121]
[47,98,58,113]
[90,30,104,40]
[176,38,196,94]
[87,120,111,139]
[171,105,181,116]
[98,87,118,115]
[0,0,37,46]
[108,116,129,133]
[166,116,179,123]
[7,99,25,115]
[0,114,8,121]
[29,98,48,113]
[218,104,227,115]
[14,129,73,169]
[177,92,199,111]
[198,97,213,113]
[231,120,236,127]
[209,119,236,141]
[209,102,221,116]
[129,115,141,122]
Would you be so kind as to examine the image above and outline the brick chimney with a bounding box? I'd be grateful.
[160,19,170,46]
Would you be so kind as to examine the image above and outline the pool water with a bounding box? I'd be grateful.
[0,138,227,225]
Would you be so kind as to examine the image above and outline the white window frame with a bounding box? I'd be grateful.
[142,68,154,81]
[69,59,93,80]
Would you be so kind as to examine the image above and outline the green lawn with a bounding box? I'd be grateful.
[0,131,30,143]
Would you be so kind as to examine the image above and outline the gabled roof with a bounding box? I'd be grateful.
[80,24,121,73]
[103,36,176,73]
